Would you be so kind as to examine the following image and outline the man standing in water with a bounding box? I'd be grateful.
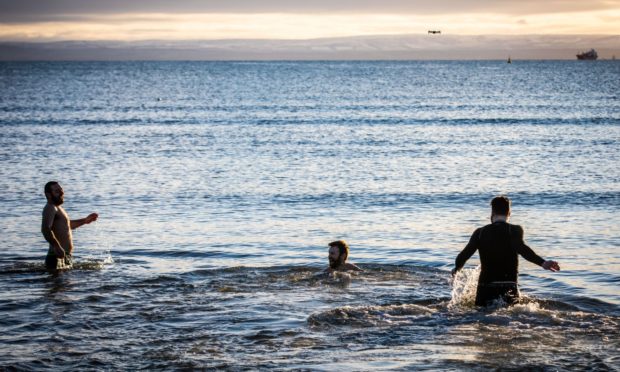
[326,240,362,273]
[41,181,98,271]
[452,196,560,306]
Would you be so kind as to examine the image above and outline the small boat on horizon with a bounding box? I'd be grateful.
[507,56,512,64]
[577,49,598,60]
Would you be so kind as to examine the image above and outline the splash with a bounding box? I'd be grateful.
[448,266,480,309]
[78,221,114,270]
[72,255,114,271]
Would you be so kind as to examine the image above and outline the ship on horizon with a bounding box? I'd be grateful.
[577,49,598,60]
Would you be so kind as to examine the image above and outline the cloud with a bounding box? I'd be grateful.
[1,0,620,23]
[0,1,618,41]
[1,10,619,42]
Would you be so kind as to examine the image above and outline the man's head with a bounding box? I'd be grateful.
[490,195,511,219]
[44,181,64,206]
[328,240,349,269]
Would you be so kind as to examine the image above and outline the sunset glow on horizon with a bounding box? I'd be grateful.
[1,1,619,42]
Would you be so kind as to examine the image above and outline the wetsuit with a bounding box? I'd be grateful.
[455,221,545,306]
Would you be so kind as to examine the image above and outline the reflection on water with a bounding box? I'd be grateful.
[0,61,619,368]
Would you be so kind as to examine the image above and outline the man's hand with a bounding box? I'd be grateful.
[85,213,98,224]
[542,260,560,272]
[451,268,458,277]
[54,245,66,259]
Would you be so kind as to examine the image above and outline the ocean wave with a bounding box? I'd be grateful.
[1,116,619,126]
[0,261,618,370]
[308,303,435,328]
[197,190,620,208]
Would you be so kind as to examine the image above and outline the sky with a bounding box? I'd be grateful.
[0,0,619,42]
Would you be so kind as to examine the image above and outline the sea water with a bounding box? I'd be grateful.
[0,61,619,370]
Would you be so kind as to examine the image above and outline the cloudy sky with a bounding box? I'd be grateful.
[1,0,619,41]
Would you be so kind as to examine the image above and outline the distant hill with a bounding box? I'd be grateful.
[1,34,618,60]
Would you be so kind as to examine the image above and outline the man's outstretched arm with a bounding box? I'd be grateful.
[513,225,560,272]
[70,213,98,230]
[452,228,481,276]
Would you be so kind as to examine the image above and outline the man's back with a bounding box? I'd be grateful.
[456,221,545,285]
[453,196,560,307]
[477,222,523,283]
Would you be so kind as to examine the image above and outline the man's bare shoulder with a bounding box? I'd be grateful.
[42,203,58,228]
[42,203,58,215]
[325,263,362,273]
[343,263,362,272]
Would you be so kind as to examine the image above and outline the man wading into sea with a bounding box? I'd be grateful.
[41,181,98,271]
[326,240,362,273]
[452,196,560,306]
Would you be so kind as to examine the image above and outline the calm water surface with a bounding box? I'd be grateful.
[0,61,619,370]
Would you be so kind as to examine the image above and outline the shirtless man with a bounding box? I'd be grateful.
[326,240,362,273]
[41,181,98,271]
[452,196,560,306]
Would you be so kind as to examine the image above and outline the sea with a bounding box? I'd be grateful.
[0,60,619,370]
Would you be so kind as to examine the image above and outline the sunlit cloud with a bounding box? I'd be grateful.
[0,10,618,42]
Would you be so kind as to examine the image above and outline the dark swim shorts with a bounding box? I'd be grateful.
[45,254,73,270]
[475,282,519,307]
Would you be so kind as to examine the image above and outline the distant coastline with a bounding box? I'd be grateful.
[1,34,618,61]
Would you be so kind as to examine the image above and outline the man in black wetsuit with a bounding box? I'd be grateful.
[452,196,560,307]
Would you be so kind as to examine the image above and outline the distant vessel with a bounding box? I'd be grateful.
[507,56,512,64]
[428,30,441,34]
[576,49,598,60]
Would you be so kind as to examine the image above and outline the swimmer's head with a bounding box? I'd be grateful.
[491,195,511,220]
[45,181,64,206]
[328,240,349,269]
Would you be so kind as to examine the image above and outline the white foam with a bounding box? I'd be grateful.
[448,266,480,309]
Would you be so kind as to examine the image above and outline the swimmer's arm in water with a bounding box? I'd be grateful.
[512,226,560,272]
[70,213,99,230]
[344,263,362,271]
[452,228,481,276]
[41,205,65,259]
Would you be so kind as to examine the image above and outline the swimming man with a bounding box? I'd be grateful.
[41,181,98,271]
[326,240,362,273]
[452,196,560,306]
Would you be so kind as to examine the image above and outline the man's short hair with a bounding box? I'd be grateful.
[44,181,59,194]
[328,240,349,261]
[491,195,511,215]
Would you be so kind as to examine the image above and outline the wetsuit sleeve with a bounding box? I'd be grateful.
[455,228,481,270]
[512,225,545,266]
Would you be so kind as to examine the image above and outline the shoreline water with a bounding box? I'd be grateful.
[0,261,618,370]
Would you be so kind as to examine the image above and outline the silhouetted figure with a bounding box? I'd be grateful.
[41,181,98,271]
[452,196,560,306]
